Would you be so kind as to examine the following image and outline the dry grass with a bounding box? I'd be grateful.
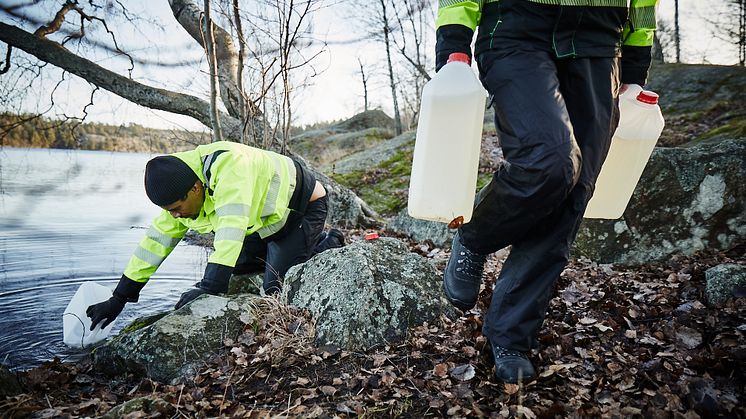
[247,294,316,368]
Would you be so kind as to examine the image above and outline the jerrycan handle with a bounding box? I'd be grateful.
[447,52,471,65]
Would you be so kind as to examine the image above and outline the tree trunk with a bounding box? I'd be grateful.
[674,0,680,63]
[738,0,746,67]
[203,0,224,142]
[169,0,247,119]
[380,0,402,136]
[357,57,369,112]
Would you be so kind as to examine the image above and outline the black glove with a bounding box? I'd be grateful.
[175,287,208,309]
[86,276,145,330]
[87,295,126,330]
[435,24,474,72]
[174,263,232,309]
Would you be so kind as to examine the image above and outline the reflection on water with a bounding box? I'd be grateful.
[0,148,209,370]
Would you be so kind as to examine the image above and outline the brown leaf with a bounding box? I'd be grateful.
[319,385,337,396]
[503,384,520,395]
[372,354,388,367]
[292,377,310,386]
[433,363,449,378]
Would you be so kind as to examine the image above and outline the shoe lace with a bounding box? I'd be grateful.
[455,248,486,279]
[493,346,528,359]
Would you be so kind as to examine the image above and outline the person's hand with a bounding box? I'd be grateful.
[86,296,126,331]
[175,287,208,309]
[619,83,630,95]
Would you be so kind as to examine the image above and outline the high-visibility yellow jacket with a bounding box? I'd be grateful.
[123,141,297,284]
[435,0,658,84]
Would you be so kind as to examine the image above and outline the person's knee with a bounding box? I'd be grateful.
[510,140,580,202]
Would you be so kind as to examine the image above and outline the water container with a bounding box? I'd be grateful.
[584,85,665,219]
[63,282,116,348]
[408,53,487,226]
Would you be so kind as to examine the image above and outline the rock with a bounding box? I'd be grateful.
[283,237,454,350]
[332,109,394,132]
[331,132,414,175]
[293,128,394,168]
[102,396,173,419]
[574,139,746,265]
[0,364,22,397]
[228,273,262,295]
[705,263,746,306]
[386,208,454,248]
[93,294,257,383]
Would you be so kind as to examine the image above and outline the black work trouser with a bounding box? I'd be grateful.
[233,196,328,294]
[459,50,620,352]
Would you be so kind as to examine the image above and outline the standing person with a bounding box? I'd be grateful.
[86,141,343,330]
[437,0,658,383]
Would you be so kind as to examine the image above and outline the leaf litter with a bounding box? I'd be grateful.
[2,235,744,418]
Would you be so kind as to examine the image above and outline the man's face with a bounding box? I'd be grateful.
[162,182,204,219]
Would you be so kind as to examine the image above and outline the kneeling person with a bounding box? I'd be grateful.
[87,141,328,330]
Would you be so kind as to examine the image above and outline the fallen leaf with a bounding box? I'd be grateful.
[579,317,598,325]
[433,363,448,378]
[449,364,475,381]
[319,386,337,396]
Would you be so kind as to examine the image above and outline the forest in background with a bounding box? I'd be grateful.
[1,112,210,153]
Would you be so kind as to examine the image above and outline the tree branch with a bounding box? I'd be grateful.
[168,0,245,119]
[0,21,241,138]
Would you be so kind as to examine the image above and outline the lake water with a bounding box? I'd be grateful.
[0,147,208,370]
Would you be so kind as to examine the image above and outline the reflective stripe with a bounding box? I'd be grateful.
[439,0,481,7]
[261,156,285,217]
[481,0,629,5]
[215,227,246,242]
[216,203,251,217]
[134,246,166,266]
[145,226,181,248]
[629,4,656,28]
[201,150,227,192]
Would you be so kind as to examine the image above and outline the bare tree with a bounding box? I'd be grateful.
[346,0,403,135]
[705,0,746,66]
[674,0,680,63]
[229,0,327,149]
[0,0,377,227]
[379,0,402,135]
[390,0,432,82]
[357,56,369,112]
[204,0,224,141]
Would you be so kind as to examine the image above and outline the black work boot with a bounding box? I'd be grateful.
[492,345,537,384]
[313,228,345,254]
[443,232,486,311]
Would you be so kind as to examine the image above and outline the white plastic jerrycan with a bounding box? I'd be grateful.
[408,52,487,227]
[63,282,116,348]
[584,85,665,219]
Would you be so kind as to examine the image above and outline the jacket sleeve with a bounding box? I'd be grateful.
[123,211,188,284]
[435,0,482,71]
[621,0,658,86]
[202,152,255,285]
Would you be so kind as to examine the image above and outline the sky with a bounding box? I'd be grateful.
[2,0,742,132]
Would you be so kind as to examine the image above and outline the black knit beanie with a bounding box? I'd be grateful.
[144,155,198,206]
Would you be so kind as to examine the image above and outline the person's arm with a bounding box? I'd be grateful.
[175,153,255,308]
[88,212,187,329]
[621,0,658,86]
[435,0,482,71]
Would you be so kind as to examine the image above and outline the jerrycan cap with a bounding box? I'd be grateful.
[636,90,659,104]
[447,52,471,65]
